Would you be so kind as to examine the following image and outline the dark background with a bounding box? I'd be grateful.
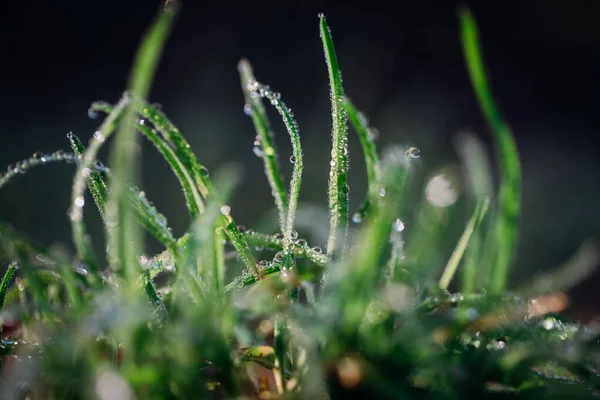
[0,0,599,316]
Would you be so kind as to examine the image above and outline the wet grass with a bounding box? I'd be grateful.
[0,2,598,399]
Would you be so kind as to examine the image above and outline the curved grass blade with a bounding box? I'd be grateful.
[137,123,204,218]
[136,102,259,277]
[246,80,303,272]
[70,131,177,250]
[0,150,98,192]
[70,94,129,273]
[320,14,349,258]
[105,4,176,281]
[439,196,489,290]
[238,59,287,229]
[341,97,380,223]
[459,8,521,292]
[0,261,18,311]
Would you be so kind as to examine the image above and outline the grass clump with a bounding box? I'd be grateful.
[0,2,599,399]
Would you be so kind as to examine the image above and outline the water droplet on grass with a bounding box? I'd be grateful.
[93,131,105,142]
[289,155,297,164]
[367,127,379,141]
[252,146,264,158]
[352,213,362,224]
[243,103,253,116]
[220,205,231,216]
[405,147,420,159]
[392,218,405,233]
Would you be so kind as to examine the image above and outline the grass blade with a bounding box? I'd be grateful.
[319,14,350,258]
[238,59,288,229]
[136,102,259,277]
[0,261,18,311]
[70,131,177,250]
[439,196,489,290]
[341,97,380,223]
[246,81,303,272]
[70,95,129,273]
[105,4,176,281]
[459,8,521,292]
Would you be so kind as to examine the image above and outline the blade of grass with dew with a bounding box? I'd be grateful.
[459,8,521,292]
[238,59,287,229]
[246,80,303,272]
[320,14,349,259]
[137,123,204,218]
[189,165,241,297]
[70,94,129,274]
[69,131,178,250]
[321,147,409,337]
[341,97,381,223]
[135,102,259,277]
[439,196,489,290]
[0,261,18,311]
[105,4,176,282]
[243,231,328,267]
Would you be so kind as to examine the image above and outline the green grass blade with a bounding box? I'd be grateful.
[246,80,303,272]
[0,150,92,191]
[238,59,288,229]
[70,130,177,250]
[322,147,409,334]
[320,14,349,258]
[439,196,489,290]
[136,102,259,277]
[459,8,521,292]
[70,95,129,272]
[137,123,204,218]
[105,4,176,281]
[68,133,109,218]
[0,261,18,311]
[341,97,381,223]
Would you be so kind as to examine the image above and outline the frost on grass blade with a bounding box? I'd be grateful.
[439,196,489,291]
[319,14,349,259]
[106,6,175,281]
[459,8,521,292]
[341,97,381,223]
[247,80,303,273]
[238,59,287,230]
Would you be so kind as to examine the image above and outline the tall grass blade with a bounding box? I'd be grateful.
[319,14,349,258]
[70,131,177,250]
[341,97,380,222]
[105,4,176,281]
[136,102,258,276]
[439,196,489,290]
[246,80,303,272]
[238,59,288,229]
[0,261,18,311]
[459,8,521,292]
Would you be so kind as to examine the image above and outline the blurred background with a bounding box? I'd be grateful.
[0,0,599,316]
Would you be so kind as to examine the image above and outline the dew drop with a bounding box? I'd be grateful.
[165,264,175,272]
[237,225,246,233]
[32,151,42,159]
[74,196,85,208]
[264,147,275,156]
[88,108,98,119]
[352,212,362,224]
[295,238,307,246]
[291,230,299,240]
[392,218,405,233]
[274,252,284,263]
[289,155,297,164]
[220,205,231,216]
[93,131,105,142]
[405,147,420,159]
[318,12,324,18]
[379,187,387,197]
[258,260,268,268]
[243,103,253,116]
[252,146,264,158]
[139,255,149,266]
[312,246,323,254]
[367,127,379,141]
[275,232,284,240]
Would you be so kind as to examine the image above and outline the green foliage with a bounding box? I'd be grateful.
[0,4,597,399]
